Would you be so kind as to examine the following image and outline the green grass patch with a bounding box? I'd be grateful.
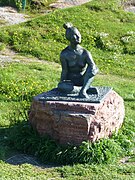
[0,161,61,179]
[0,62,60,126]
[0,161,135,179]
[57,163,135,179]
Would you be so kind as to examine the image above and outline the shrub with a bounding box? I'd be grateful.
[0,0,55,11]
[0,0,20,9]
[120,31,135,54]
[6,118,134,165]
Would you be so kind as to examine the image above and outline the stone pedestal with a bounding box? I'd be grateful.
[29,90,125,145]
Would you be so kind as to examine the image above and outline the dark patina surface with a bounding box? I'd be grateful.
[38,87,112,103]
[38,23,112,103]
[57,23,99,99]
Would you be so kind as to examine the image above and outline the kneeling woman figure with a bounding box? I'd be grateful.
[58,23,99,98]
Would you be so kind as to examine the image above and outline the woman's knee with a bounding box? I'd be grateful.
[58,81,74,93]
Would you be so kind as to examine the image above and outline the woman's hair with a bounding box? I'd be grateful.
[63,22,78,41]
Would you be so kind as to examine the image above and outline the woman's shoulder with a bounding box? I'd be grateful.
[82,48,91,55]
[60,46,73,58]
[61,46,69,55]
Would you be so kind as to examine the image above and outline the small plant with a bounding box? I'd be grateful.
[6,117,134,165]
[120,31,135,54]
[0,43,6,51]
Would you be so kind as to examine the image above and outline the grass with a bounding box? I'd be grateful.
[1,161,135,180]
[0,162,135,179]
[0,62,60,126]
[0,0,135,179]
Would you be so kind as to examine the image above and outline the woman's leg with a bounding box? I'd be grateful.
[58,81,74,93]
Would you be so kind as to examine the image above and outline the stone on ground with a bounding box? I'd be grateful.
[29,90,125,145]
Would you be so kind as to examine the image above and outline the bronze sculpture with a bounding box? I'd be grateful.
[30,25,124,146]
[58,23,99,98]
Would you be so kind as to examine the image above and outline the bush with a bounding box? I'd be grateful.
[6,118,134,165]
[120,31,135,54]
[0,0,19,9]
[6,122,113,164]
[0,0,55,11]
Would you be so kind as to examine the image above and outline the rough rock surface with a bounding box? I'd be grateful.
[29,90,125,145]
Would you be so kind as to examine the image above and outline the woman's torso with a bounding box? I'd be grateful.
[63,46,87,85]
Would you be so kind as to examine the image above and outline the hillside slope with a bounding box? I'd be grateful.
[0,0,135,77]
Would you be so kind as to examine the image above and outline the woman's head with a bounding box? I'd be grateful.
[63,23,81,44]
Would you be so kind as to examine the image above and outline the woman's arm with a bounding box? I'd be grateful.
[60,52,68,81]
[79,50,98,98]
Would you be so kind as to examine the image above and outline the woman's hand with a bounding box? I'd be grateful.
[79,89,89,99]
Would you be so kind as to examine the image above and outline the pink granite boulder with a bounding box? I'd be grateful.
[29,90,125,145]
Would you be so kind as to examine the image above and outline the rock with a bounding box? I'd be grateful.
[50,0,90,9]
[29,90,125,145]
[0,7,29,25]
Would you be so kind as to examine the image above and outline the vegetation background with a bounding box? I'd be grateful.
[0,0,55,11]
[0,0,135,179]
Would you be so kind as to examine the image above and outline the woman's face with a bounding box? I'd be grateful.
[70,28,81,44]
